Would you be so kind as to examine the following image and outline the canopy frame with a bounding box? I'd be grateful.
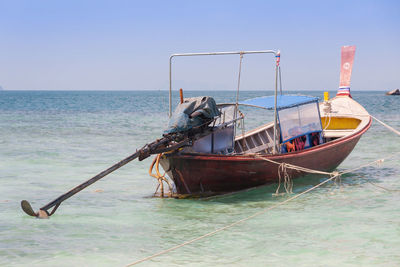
[169,50,281,153]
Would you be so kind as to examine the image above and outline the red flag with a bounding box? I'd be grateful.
[337,45,356,97]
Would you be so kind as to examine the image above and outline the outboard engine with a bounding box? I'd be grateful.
[164,96,221,134]
[164,97,234,154]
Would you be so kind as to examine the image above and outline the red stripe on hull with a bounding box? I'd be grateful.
[161,118,371,196]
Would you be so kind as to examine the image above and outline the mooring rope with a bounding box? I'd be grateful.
[351,173,400,193]
[366,180,400,192]
[125,173,342,266]
[371,115,400,136]
[148,154,173,197]
[125,156,392,266]
[125,115,400,266]
[274,163,293,195]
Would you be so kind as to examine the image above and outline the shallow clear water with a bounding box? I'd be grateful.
[1,90,399,266]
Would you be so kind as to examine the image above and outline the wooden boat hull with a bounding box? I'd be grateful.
[160,117,371,196]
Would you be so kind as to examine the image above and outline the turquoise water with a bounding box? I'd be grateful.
[1,90,399,266]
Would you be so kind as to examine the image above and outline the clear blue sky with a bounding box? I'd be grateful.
[0,0,399,91]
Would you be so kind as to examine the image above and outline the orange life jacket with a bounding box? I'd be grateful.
[286,141,295,152]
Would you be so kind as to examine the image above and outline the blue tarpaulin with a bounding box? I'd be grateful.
[240,95,319,110]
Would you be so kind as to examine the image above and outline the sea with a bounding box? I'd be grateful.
[0,90,399,266]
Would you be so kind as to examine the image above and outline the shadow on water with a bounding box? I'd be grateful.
[155,164,399,209]
[203,173,337,204]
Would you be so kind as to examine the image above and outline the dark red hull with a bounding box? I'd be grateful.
[160,118,371,196]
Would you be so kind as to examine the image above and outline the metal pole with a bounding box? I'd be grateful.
[235,53,244,111]
[169,56,173,117]
[234,53,244,138]
[170,50,276,57]
[168,50,278,119]
[279,66,283,95]
[273,51,280,154]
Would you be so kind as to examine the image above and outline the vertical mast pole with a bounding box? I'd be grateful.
[279,66,283,95]
[273,51,280,154]
[169,56,173,117]
[234,53,244,138]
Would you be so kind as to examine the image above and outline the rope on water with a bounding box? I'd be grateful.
[125,173,342,266]
[366,180,400,192]
[125,156,390,266]
[351,173,400,193]
[371,115,400,136]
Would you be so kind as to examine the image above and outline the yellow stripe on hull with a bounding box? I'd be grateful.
[321,117,361,130]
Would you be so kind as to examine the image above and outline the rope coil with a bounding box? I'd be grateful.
[149,154,174,197]
[273,163,293,196]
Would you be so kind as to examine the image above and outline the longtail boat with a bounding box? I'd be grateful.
[19,46,372,218]
[158,46,371,196]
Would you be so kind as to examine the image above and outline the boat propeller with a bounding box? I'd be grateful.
[21,200,50,219]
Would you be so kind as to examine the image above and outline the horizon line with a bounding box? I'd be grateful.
[0,89,392,92]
